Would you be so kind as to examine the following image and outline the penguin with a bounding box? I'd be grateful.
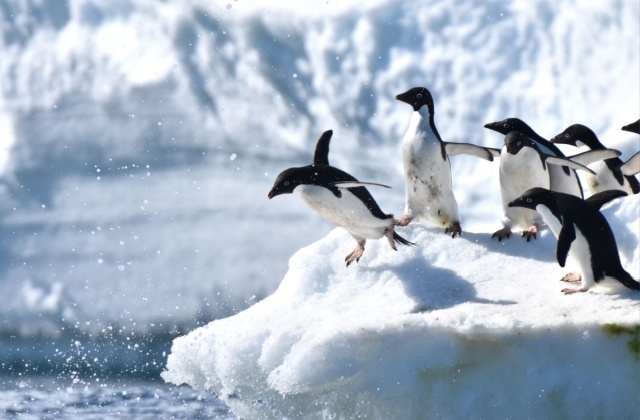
[493,131,595,242]
[268,130,414,266]
[508,187,640,294]
[484,118,619,198]
[550,124,639,195]
[395,86,498,237]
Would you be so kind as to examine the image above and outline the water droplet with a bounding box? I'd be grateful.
[226,3,232,9]
[230,153,237,161]
[98,259,104,264]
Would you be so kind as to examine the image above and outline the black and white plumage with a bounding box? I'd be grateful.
[508,188,640,294]
[395,87,497,237]
[493,131,596,242]
[484,118,619,199]
[268,130,413,266]
[550,124,639,195]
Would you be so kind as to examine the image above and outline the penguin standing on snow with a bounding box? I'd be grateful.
[268,130,413,266]
[485,118,584,197]
[508,187,640,294]
[493,131,595,241]
[550,124,639,195]
[484,118,618,198]
[395,87,498,237]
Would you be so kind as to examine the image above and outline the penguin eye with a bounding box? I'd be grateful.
[503,123,510,129]
[526,198,532,203]
[517,141,521,146]
[564,133,569,138]
[284,181,290,187]
[416,93,422,99]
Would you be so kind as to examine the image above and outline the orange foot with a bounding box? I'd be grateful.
[561,272,582,283]
[562,287,588,295]
[345,242,365,267]
[395,214,413,227]
[522,225,538,242]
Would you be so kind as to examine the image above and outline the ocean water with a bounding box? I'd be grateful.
[0,379,233,419]
[0,336,234,419]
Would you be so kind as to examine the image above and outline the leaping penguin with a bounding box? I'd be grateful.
[395,86,498,237]
[484,118,619,198]
[268,130,414,266]
[550,124,639,195]
[493,131,596,242]
[509,188,640,294]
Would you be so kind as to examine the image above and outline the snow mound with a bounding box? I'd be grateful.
[162,195,640,419]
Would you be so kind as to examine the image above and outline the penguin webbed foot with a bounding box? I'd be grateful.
[492,227,512,242]
[561,272,582,283]
[444,222,462,238]
[395,214,413,227]
[345,242,365,267]
[562,287,588,295]
[522,226,538,242]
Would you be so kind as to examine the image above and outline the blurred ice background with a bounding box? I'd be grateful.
[0,0,638,413]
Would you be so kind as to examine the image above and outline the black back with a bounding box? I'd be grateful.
[509,188,636,286]
[269,131,392,220]
[553,192,630,281]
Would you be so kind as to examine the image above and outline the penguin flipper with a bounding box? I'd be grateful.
[545,155,596,175]
[568,149,621,166]
[332,181,392,189]
[327,185,342,198]
[618,151,640,176]
[556,217,576,268]
[444,143,496,161]
[585,190,628,210]
[313,130,333,165]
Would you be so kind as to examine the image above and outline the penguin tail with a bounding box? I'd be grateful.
[393,231,415,247]
[616,270,640,291]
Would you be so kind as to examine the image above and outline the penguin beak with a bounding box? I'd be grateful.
[507,199,517,208]
[395,92,410,104]
[268,190,276,199]
[549,134,565,144]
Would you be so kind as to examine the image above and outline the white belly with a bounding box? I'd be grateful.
[585,161,633,195]
[547,164,582,197]
[537,205,595,289]
[500,147,549,228]
[297,185,392,240]
[402,114,459,227]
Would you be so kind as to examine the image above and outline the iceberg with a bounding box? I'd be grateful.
[163,195,640,418]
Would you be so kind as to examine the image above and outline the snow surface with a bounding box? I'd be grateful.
[163,195,639,418]
[1,0,639,337]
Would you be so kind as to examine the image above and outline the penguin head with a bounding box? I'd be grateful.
[484,117,531,136]
[550,124,600,149]
[621,119,640,134]
[508,187,554,210]
[396,87,434,113]
[504,131,536,155]
[268,167,305,198]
